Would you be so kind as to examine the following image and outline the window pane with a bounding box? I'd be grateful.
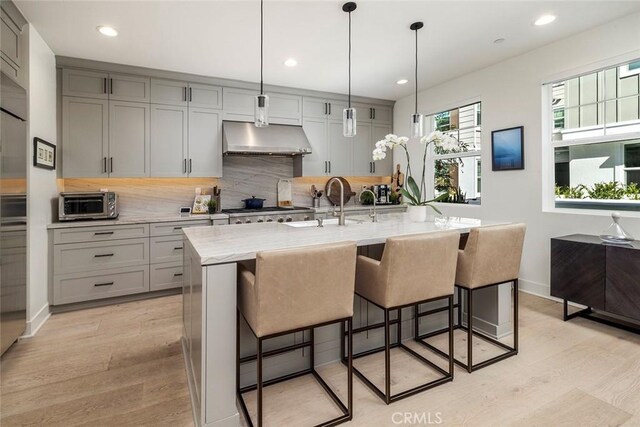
[434,111,450,131]
[458,126,481,151]
[553,106,605,141]
[435,156,481,204]
[554,139,640,204]
[618,96,640,122]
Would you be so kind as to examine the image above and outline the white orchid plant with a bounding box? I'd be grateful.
[373,131,467,212]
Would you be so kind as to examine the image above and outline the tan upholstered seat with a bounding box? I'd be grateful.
[455,224,526,289]
[351,232,460,404]
[237,241,357,427]
[238,241,357,338]
[416,223,527,374]
[356,232,460,308]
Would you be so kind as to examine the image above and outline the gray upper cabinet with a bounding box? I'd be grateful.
[150,104,188,177]
[328,100,347,121]
[223,87,301,125]
[1,7,23,77]
[151,79,188,107]
[108,101,150,177]
[327,121,351,176]
[62,69,109,99]
[352,122,373,176]
[188,83,222,110]
[109,74,150,103]
[62,97,109,178]
[188,108,222,177]
[302,117,329,176]
[371,105,392,124]
[303,97,328,119]
[354,103,372,124]
[372,123,393,176]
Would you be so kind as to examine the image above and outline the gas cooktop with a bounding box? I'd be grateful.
[222,206,313,215]
[222,206,314,224]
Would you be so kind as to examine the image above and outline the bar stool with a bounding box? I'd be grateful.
[346,232,460,404]
[236,241,357,427]
[417,223,526,373]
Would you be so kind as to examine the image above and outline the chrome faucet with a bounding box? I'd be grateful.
[359,189,377,223]
[326,177,346,226]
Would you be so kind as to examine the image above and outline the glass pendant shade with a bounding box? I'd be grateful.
[410,113,424,138]
[254,94,269,127]
[343,107,356,137]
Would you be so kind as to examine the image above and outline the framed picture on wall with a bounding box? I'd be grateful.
[491,126,524,171]
[33,137,56,170]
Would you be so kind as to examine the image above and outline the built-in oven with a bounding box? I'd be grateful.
[58,191,118,221]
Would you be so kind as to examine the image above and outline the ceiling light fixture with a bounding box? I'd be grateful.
[97,26,118,37]
[409,21,424,139]
[255,0,269,127]
[397,79,409,85]
[284,58,298,67]
[534,14,556,26]
[342,2,357,138]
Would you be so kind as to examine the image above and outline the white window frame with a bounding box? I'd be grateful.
[426,101,482,203]
[543,56,640,214]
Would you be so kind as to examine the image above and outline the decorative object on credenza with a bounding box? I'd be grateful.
[600,212,635,244]
[33,137,56,170]
[491,126,524,171]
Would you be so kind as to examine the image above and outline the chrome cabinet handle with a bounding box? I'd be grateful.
[94,282,114,287]
[94,231,114,236]
[94,253,114,258]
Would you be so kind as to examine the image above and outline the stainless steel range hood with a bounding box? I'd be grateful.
[222,121,312,156]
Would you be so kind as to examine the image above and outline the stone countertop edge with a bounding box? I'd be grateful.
[47,214,229,229]
[185,214,494,266]
[313,204,407,213]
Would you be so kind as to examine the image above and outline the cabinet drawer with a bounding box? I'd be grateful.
[151,236,183,264]
[150,262,183,291]
[150,220,210,237]
[54,265,149,305]
[53,224,149,244]
[54,238,149,274]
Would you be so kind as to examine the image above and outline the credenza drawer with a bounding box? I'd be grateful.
[53,224,149,244]
[150,236,183,264]
[150,220,210,237]
[54,266,149,305]
[150,262,183,291]
[54,238,149,274]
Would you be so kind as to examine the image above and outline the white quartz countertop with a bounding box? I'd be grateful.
[313,204,406,214]
[185,213,494,266]
[48,213,229,229]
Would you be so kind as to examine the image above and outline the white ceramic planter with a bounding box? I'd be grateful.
[407,205,428,222]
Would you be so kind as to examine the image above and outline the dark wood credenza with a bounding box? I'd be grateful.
[551,234,640,331]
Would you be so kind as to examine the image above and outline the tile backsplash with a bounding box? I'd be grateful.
[61,157,392,217]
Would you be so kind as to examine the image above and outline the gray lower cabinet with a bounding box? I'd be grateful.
[328,121,351,176]
[151,104,189,176]
[52,220,214,305]
[352,121,373,176]
[62,97,109,178]
[109,101,151,177]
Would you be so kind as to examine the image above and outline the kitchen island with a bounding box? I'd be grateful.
[181,214,500,427]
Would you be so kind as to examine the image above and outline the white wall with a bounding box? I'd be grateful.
[394,12,640,297]
[25,24,57,334]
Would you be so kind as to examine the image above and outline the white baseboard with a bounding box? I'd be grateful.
[518,278,552,299]
[21,303,50,338]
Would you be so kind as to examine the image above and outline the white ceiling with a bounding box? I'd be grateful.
[17,0,640,101]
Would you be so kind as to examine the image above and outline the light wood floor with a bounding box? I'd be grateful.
[1,292,639,426]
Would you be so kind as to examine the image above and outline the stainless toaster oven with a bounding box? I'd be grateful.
[58,192,118,221]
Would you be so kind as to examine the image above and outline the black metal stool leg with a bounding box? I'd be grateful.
[384,308,391,404]
[467,288,473,373]
[340,320,345,363]
[448,295,454,377]
[457,287,462,327]
[514,279,519,352]
[257,337,263,427]
[347,318,353,420]
[414,303,419,340]
[310,328,315,371]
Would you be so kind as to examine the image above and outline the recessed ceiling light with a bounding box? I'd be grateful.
[284,58,297,67]
[97,26,118,37]
[493,38,505,44]
[396,79,409,85]
[534,15,556,26]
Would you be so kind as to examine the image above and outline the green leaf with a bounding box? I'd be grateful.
[399,188,419,205]
[407,176,422,203]
[423,203,442,215]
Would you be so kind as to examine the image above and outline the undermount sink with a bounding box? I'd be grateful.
[285,218,364,228]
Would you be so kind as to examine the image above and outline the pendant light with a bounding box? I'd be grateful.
[410,21,424,138]
[342,2,357,137]
[255,0,269,127]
